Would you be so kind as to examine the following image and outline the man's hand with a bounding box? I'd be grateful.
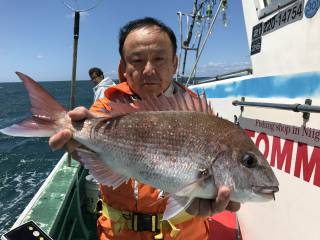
[49,107,96,153]
[186,186,240,216]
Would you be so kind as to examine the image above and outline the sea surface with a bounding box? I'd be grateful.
[0,80,93,235]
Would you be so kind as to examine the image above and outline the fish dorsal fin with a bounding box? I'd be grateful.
[107,102,139,117]
[155,91,214,114]
[107,91,214,116]
[76,148,129,189]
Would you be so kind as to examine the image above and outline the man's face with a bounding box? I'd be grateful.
[90,72,103,86]
[122,26,178,99]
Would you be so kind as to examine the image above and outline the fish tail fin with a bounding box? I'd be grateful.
[0,72,68,137]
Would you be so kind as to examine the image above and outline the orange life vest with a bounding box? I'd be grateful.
[90,82,238,240]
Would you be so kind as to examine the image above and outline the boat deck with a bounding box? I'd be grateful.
[12,153,98,240]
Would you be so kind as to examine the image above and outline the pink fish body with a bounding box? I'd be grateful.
[1,72,279,219]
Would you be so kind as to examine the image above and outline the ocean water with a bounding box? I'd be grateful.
[0,80,93,235]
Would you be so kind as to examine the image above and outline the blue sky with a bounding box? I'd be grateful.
[0,0,250,82]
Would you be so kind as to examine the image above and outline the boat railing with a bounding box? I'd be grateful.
[194,68,253,84]
[233,98,319,116]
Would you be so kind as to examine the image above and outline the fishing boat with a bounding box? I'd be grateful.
[3,0,320,239]
[190,0,320,240]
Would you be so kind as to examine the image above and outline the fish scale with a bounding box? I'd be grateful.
[74,111,212,194]
[73,112,225,196]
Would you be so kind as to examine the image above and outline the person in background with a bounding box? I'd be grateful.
[50,17,240,240]
[89,67,115,102]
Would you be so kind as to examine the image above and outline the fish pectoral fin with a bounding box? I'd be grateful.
[163,195,193,220]
[162,176,211,219]
[76,148,129,189]
[175,174,209,197]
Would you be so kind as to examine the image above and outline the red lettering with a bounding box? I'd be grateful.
[255,133,269,158]
[294,143,320,187]
[245,129,255,138]
[270,137,293,173]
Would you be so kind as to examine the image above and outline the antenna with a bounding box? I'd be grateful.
[60,0,103,13]
[59,0,104,110]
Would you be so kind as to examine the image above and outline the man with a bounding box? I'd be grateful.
[49,17,240,240]
[89,67,115,102]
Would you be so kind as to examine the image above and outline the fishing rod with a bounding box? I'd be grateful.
[177,0,229,85]
[177,0,212,81]
[185,0,227,86]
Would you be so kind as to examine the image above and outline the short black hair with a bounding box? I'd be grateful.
[88,67,104,77]
[119,17,177,59]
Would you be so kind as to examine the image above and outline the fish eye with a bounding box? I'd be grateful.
[241,153,257,168]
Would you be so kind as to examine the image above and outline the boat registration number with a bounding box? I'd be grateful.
[252,0,304,39]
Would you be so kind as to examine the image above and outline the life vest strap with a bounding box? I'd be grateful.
[96,199,194,239]
[96,199,161,234]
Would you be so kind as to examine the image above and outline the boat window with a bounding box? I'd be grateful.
[255,0,298,19]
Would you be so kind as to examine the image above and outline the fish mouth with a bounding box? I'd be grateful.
[252,186,279,200]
